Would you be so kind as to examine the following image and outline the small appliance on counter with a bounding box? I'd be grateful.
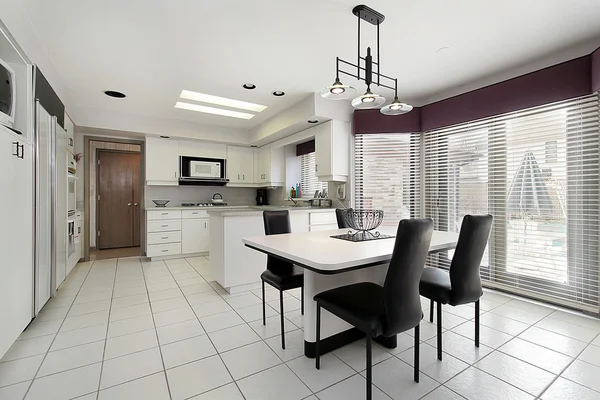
[256,188,268,206]
[211,193,224,204]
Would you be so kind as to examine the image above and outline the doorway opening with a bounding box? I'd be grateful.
[86,140,143,260]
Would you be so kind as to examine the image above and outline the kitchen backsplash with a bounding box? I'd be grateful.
[146,186,257,207]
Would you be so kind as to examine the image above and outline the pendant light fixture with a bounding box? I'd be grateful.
[320,5,412,116]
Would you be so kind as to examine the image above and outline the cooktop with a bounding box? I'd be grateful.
[180,203,228,207]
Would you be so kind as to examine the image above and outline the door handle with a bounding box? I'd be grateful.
[134,203,138,206]
[127,203,132,206]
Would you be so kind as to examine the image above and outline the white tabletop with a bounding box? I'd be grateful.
[242,227,459,274]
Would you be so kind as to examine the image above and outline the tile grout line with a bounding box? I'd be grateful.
[94,257,119,400]
[164,257,251,400]
[535,330,600,399]
[139,258,175,400]
[20,260,96,400]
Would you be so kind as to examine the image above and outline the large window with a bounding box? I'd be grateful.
[354,133,421,226]
[423,94,600,310]
[299,152,327,197]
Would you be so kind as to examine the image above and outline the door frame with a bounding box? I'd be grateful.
[96,149,141,250]
[83,136,145,261]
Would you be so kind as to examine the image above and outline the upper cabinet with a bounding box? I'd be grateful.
[315,120,350,182]
[64,113,75,154]
[179,140,226,159]
[255,145,284,187]
[146,137,179,186]
[227,146,255,186]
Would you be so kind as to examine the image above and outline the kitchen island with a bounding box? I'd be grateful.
[208,207,338,293]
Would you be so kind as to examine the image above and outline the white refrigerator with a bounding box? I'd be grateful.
[35,101,67,315]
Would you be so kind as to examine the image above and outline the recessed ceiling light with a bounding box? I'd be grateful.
[104,90,126,98]
[308,119,319,123]
[175,101,255,120]
[272,91,285,96]
[179,90,267,112]
[242,84,256,90]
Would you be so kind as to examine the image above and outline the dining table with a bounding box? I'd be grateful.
[243,226,459,357]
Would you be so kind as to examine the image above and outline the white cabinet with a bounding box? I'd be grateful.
[227,146,255,186]
[182,219,210,254]
[255,145,284,187]
[290,212,309,233]
[308,210,338,232]
[315,120,350,182]
[179,140,226,159]
[146,137,179,186]
[64,113,75,154]
[0,127,34,358]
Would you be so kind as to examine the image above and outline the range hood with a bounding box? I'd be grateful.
[178,177,229,186]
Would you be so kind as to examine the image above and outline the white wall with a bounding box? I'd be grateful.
[146,186,257,207]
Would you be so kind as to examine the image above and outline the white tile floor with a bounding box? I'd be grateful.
[1,256,600,400]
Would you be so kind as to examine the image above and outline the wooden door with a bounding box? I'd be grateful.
[98,151,141,249]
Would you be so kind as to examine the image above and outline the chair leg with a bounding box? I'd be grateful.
[366,334,372,400]
[414,324,420,383]
[437,302,443,361]
[262,281,266,326]
[475,299,480,348]
[315,304,321,370]
[280,290,285,349]
[429,299,434,322]
[301,285,304,315]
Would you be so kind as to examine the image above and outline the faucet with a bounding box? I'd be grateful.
[286,197,299,206]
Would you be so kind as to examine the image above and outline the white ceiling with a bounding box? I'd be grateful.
[17,0,600,133]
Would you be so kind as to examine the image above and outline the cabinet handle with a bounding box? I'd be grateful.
[162,249,168,252]
[161,224,168,227]
[162,236,168,239]
[161,212,168,215]
[205,222,207,228]
[243,174,245,180]
[192,212,199,215]
[12,142,23,159]
[315,164,318,172]
[238,174,240,180]
[12,142,18,157]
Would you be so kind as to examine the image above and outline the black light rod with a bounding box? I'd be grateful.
[338,70,396,91]
[338,59,396,82]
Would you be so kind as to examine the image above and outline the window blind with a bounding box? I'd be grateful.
[299,152,327,197]
[423,93,600,311]
[354,133,421,226]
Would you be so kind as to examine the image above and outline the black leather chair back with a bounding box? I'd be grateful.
[382,218,433,336]
[449,214,493,306]
[263,210,294,272]
[336,208,352,229]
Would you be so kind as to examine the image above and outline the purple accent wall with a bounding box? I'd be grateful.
[354,53,595,133]
[592,47,600,92]
[353,107,421,134]
[421,56,592,131]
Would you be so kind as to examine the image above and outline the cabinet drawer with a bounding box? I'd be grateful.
[182,210,208,219]
[147,231,182,245]
[309,211,337,226]
[147,243,181,257]
[309,224,339,232]
[147,210,182,220]
[147,220,182,232]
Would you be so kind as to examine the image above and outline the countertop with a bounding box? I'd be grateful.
[144,205,336,216]
[207,206,336,217]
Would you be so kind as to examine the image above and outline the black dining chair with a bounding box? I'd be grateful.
[261,210,304,349]
[419,214,493,361]
[335,208,352,229]
[314,218,434,400]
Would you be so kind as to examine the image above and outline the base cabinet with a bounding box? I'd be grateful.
[182,219,209,254]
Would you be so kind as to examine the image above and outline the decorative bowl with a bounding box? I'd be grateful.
[342,209,384,232]
[152,200,170,207]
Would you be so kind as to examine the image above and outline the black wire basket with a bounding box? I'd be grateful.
[342,209,384,232]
